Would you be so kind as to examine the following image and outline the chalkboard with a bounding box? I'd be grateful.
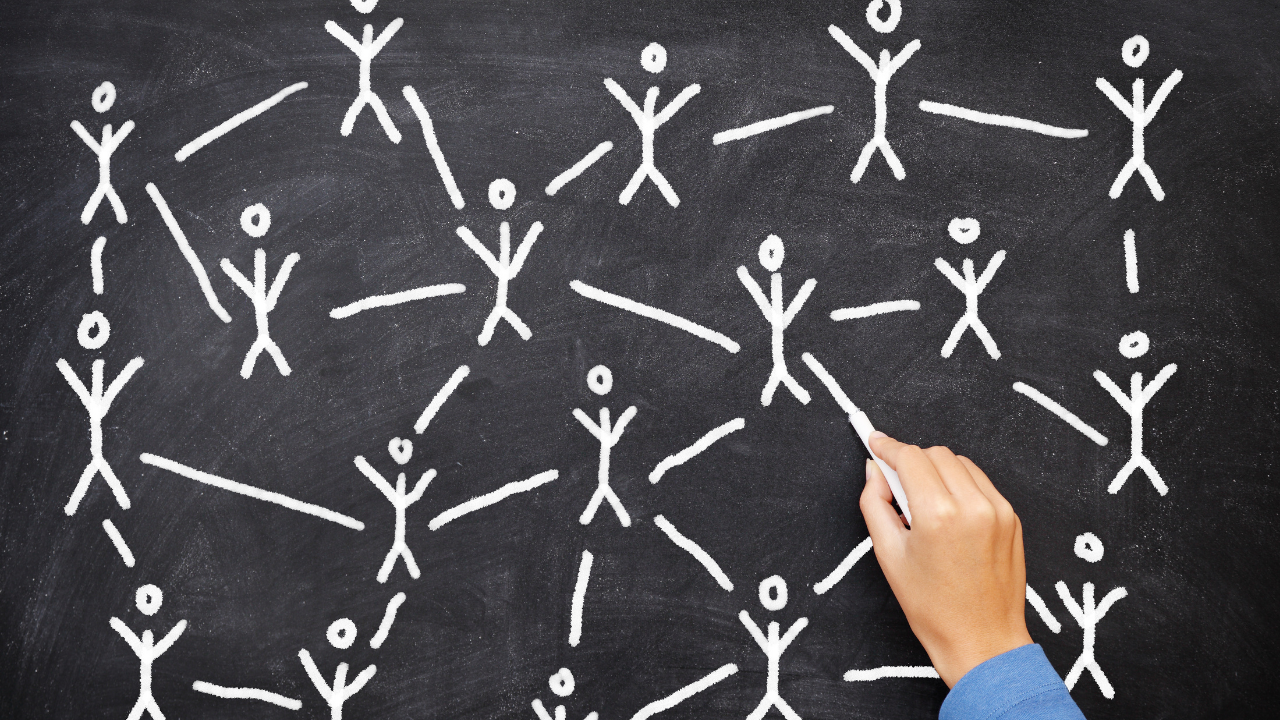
[2,1,1278,718]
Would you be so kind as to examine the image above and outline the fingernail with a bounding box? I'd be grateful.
[865,458,874,483]
[870,431,887,440]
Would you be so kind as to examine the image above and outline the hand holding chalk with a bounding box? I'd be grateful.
[848,412,911,525]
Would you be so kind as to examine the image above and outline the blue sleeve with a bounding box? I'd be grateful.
[939,644,1085,720]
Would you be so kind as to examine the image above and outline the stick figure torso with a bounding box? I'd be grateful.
[738,235,814,406]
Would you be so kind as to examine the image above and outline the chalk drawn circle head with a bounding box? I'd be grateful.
[549,667,575,697]
[136,584,163,616]
[240,204,271,238]
[489,179,517,210]
[587,365,613,396]
[350,0,378,13]
[865,0,902,34]
[327,618,357,649]
[759,575,788,611]
[78,311,111,350]
[641,42,667,74]
[948,218,981,245]
[1122,35,1149,68]
[1074,532,1104,563]
[92,81,116,113]
[388,437,413,465]
[1119,331,1149,359]
[759,234,785,272]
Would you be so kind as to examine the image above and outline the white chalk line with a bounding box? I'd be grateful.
[91,236,106,295]
[918,100,1088,139]
[650,418,744,483]
[330,283,465,319]
[370,592,407,649]
[175,82,309,162]
[830,299,920,321]
[102,519,135,567]
[652,515,734,591]
[145,183,232,323]
[843,666,939,682]
[712,105,834,145]
[629,664,739,720]
[813,536,872,595]
[139,453,365,530]
[1026,583,1062,634]
[428,470,558,530]
[800,353,859,417]
[1011,382,1109,447]
[1124,229,1139,294]
[546,141,614,196]
[192,681,302,710]
[570,550,592,647]
[402,85,466,210]
[570,280,740,353]
[415,365,470,434]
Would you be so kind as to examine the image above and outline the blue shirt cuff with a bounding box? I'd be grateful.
[939,644,1085,720]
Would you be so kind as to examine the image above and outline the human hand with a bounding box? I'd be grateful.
[860,432,1032,687]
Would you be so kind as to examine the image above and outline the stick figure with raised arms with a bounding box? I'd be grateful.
[111,584,187,720]
[70,81,134,224]
[1096,35,1182,201]
[828,0,920,183]
[1094,331,1177,495]
[220,204,299,379]
[355,437,433,583]
[457,179,544,345]
[325,13,404,142]
[739,576,808,720]
[572,365,636,527]
[738,234,815,406]
[1053,532,1127,699]
[935,218,1005,360]
[300,617,377,720]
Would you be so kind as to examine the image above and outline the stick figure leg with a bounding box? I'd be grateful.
[81,183,108,225]
[579,485,607,525]
[498,306,532,341]
[761,367,783,406]
[878,137,906,181]
[97,455,133,511]
[1107,455,1142,494]
[1108,156,1141,199]
[940,314,973,358]
[239,338,267,379]
[618,164,650,205]
[745,696,772,720]
[1087,661,1115,699]
[477,305,503,346]
[600,483,632,527]
[263,339,292,376]
[646,165,681,208]
[1063,651,1089,690]
[850,138,880,183]
[778,369,812,405]
[105,183,128,224]
[970,315,1002,360]
[144,696,166,720]
[773,695,802,720]
[1136,161,1165,201]
[341,94,372,137]
[399,543,421,579]
[1135,454,1168,495]
[125,696,148,720]
[365,92,403,144]
[65,460,101,515]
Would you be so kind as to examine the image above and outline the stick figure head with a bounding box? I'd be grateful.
[865,0,902,34]
[758,575,788,611]
[327,618,357,649]
[79,311,110,350]
[350,0,378,13]
[489,179,517,210]
[1122,35,1149,68]
[388,437,413,465]
[92,81,116,113]
[948,217,980,244]
[136,584,163,616]
[1074,532,1105,563]
[641,43,667,74]
[241,204,271,238]
[759,234,785,272]
[587,365,613,396]
[1119,331,1149,359]
[549,667,575,697]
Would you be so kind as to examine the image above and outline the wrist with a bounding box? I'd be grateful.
[929,628,1034,687]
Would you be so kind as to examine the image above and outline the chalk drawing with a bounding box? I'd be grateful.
[653,515,734,591]
[1097,37,1182,200]
[813,536,873,595]
[1056,581,1127,698]
[628,664,739,720]
[713,106,834,145]
[144,183,232,323]
[329,618,357,649]
[1123,229,1140,293]
[588,365,612,396]
[948,217,980,244]
[865,0,901,33]
[388,437,413,465]
[192,681,302,711]
[102,518,135,567]
[1075,533,1104,563]
[1119,330,1149,359]
[175,82,309,162]
[57,357,144,514]
[569,550,592,647]
[457,182,544,345]
[351,0,378,12]
[739,235,815,406]
[299,619,377,720]
[828,18,920,182]
[78,311,110,350]
[110,586,186,720]
[402,85,466,209]
[1025,583,1062,634]
[428,470,559,530]
[221,248,299,378]
[1011,382,1110,447]
[240,204,270,237]
[649,417,744,483]
[936,234,1006,359]
[1094,360,1177,495]
[570,280,740,352]
[533,668,599,720]
[843,666,939,681]
[354,455,432,583]
[740,576,807,720]
[574,367,637,527]
[830,299,919,321]
[71,88,134,224]
[546,141,614,196]
[369,592,407,649]
[329,283,466,319]
[918,100,1088,138]
[93,81,116,113]
[326,18,404,142]
[91,236,106,294]
[139,453,365,530]
[415,365,470,434]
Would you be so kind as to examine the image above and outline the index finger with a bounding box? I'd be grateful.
[869,432,948,503]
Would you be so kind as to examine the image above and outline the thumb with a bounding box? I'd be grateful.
[860,459,907,550]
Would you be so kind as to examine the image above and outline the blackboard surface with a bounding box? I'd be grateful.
[2,1,1278,718]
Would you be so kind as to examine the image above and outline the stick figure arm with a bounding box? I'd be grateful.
[782,278,817,326]
[354,456,397,499]
[736,266,773,318]
[737,610,769,652]
[1140,364,1178,405]
[109,617,145,654]
[405,469,436,504]
[344,664,377,696]
[298,649,335,700]
[154,619,187,655]
[933,258,967,291]
[56,359,93,408]
[265,253,301,310]
[106,120,136,152]
[779,616,809,650]
[456,226,502,275]
[975,250,1007,292]
[889,39,922,73]
[324,21,363,54]
[1092,370,1134,413]
[102,357,145,409]
[1145,70,1183,119]
[509,222,544,278]
[220,258,256,299]
[371,18,404,54]
[69,121,101,152]
[531,699,556,720]
[603,79,647,126]
[827,25,879,78]
[611,406,638,440]
[573,408,605,440]
[1053,581,1087,626]
[1095,587,1128,619]
[653,84,702,127]
[1095,77,1134,118]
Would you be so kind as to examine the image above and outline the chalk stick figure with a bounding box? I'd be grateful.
[737,235,814,406]
[70,81,134,225]
[300,618,377,720]
[739,576,808,720]
[220,223,299,378]
[572,365,636,527]
[1096,36,1182,201]
[111,584,186,720]
[1094,331,1176,495]
[935,219,1004,360]
[1055,580,1127,698]
[457,180,544,345]
[828,1,920,183]
[355,438,432,583]
[56,355,145,515]
[325,17,404,143]
[531,668,599,720]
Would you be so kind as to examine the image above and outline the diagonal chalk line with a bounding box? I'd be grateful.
[813,536,872,595]
[653,515,734,591]
[571,280,739,353]
[330,284,466,319]
[428,470,558,530]
[650,418,744,483]
[176,82,309,161]
[713,105,834,145]
[919,100,1087,139]
[546,141,614,196]
[192,681,302,710]
[145,183,232,323]
[1012,382,1108,446]
[415,365,470,434]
